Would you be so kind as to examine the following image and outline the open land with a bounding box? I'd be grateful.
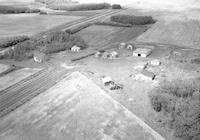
[0,14,83,38]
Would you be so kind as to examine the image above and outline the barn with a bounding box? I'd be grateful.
[133,48,152,58]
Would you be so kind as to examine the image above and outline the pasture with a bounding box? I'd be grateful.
[0,14,83,38]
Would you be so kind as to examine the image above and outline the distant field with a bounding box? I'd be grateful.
[77,25,148,49]
[0,14,83,38]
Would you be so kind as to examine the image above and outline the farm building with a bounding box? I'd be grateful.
[133,48,152,58]
[71,45,81,52]
[118,42,126,49]
[33,51,47,63]
[109,51,118,59]
[150,59,161,66]
[102,52,110,59]
[101,76,114,86]
[94,51,101,58]
[132,70,155,81]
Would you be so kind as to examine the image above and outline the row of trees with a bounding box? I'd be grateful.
[0,5,40,14]
[111,15,156,25]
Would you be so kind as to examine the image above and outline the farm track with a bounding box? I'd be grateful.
[0,68,70,118]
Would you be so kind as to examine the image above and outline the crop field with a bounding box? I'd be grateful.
[0,14,83,38]
[0,67,41,91]
[77,25,148,49]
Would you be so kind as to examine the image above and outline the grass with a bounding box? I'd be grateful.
[150,79,200,140]
[47,3,111,11]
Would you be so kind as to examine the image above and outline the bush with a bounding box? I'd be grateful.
[39,11,47,15]
[150,79,200,140]
[0,36,30,48]
[48,3,111,11]
[112,4,122,9]
[25,9,40,13]
[111,14,156,25]
[2,31,87,60]
[43,42,72,54]
[191,58,200,64]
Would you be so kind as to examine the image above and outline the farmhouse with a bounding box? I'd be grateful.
[133,48,152,58]
[33,51,47,63]
[71,45,81,52]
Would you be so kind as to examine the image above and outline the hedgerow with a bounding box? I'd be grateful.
[0,36,30,48]
[0,5,40,14]
[48,3,111,11]
[111,15,156,25]
[112,4,122,9]
[150,79,200,140]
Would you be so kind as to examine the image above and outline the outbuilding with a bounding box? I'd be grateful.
[132,70,155,81]
[118,42,126,49]
[150,59,161,66]
[33,51,47,63]
[109,51,118,59]
[71,45,81,52]
[101,77,114,86]
[133,48,152,58]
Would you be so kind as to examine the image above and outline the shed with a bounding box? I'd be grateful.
[102,52,110,59]
[133,48,152,58]
[71,45,81,52]
[101,77,114,86]
[94,51,101,58]
[33,51,47,63]
[109,51,118,59]
[118,42,126,49]
[150,59,161,66]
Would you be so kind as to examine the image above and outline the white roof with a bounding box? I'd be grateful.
[102,77,112,83]
[133,48,152,55]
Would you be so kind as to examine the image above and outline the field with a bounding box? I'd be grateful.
[0,72,161,140]
[0,14,83,38]
[77,25,148,50]
[0,67,41,91]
